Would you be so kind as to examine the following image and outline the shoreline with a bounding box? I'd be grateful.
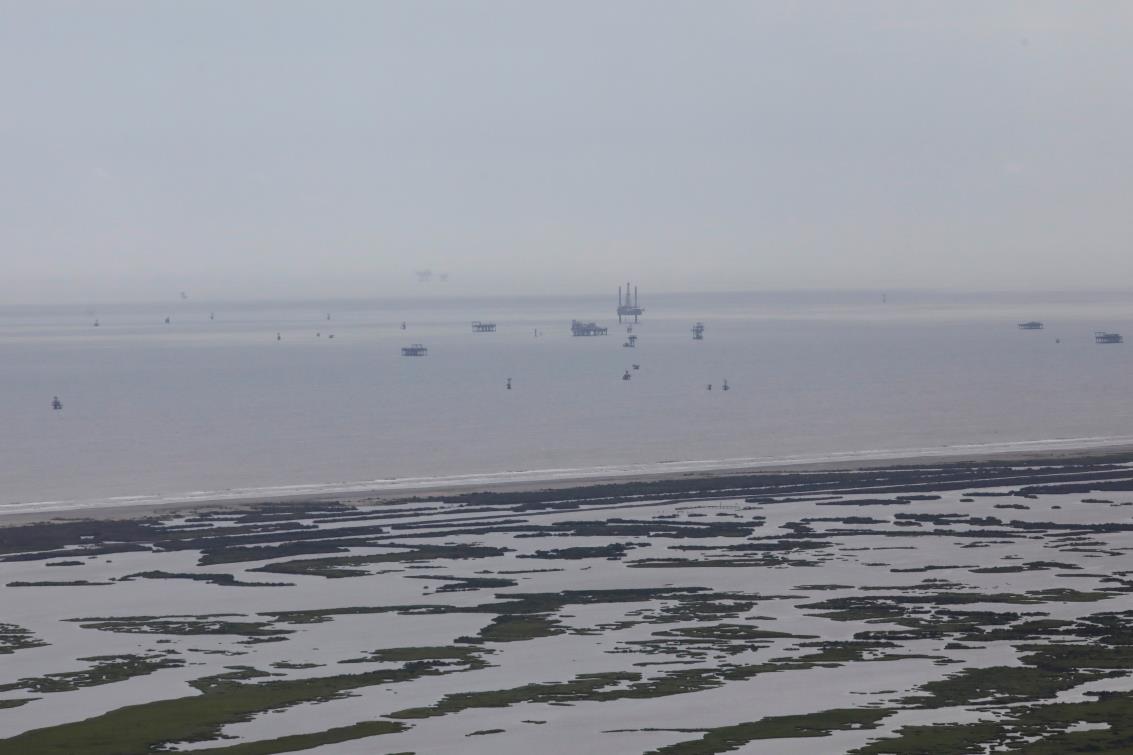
[4,441,1133,527]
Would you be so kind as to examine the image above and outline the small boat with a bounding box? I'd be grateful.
[93,319,99,327]
[401,321,407,330]
[51,396,62,410]
[276,332,281,341]
[402,344,428,356]
[706,384,712,391]
[571,320,608,336]
[506,378,512,390]
[622,370,631,381]
[623,335,637,348]
[1095,331,1123,344]
[1018,321,1044,330]
[692,323,705,340]
[722,380,730,391]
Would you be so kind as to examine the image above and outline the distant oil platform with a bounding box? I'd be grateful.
[617,282,643,323]
[692,322,705,340]
[1095,331,1123,344]
[402,344,428,356]
[571,320,608,336]
[1018,321,1044,330]
[472,321,497,332]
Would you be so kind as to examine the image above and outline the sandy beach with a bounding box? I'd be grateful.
[5,442,1133,526]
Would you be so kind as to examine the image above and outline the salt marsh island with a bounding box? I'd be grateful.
[4,453,1133,753]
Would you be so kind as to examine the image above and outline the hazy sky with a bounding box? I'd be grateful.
[3,2,1133,303]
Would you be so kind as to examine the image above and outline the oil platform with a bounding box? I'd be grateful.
[1095,331,1123,344]
[617,283,643,323]
[571,320,608,336]
[401,344,428,356]
[471,321,497,332]
[692,322,705,340]
[1018,321,1044,330]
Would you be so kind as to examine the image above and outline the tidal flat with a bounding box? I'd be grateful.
[4,455,1133,753]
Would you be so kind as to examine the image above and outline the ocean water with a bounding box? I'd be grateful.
[5,289,1133,511]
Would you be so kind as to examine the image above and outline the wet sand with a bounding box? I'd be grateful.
[4,443,1132,527]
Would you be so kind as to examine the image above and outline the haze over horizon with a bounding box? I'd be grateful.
[3,2,1133,305]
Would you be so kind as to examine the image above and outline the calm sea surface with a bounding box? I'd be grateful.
[5,290,1133,510]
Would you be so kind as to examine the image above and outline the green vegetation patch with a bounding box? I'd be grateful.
[388,672,637,719]
[173,720,407,755]
[0,654,184,694]
[404,575,517,592]
[341,645,490,665]
[465,614,564,643]
[641,708,894,754]
[901,665,1110,709]
[71,617,293,641]
[249,544,511,578]
[121,571,293,587]
[852,721,1007,754]
[7,580,114,587]
[855,691,1133,754]
[0,698,34,709]
[0,623,48,654]
[653,623,815,642]
[0,649,487,754]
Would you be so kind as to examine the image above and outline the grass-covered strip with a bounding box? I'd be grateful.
[120,571,293,587]
[900,665,1112,709]
[388,672,638,719]
[177,721,407,754]
[0,653,184,694]
[72,617,293,641]
[249,544,511,578]
[0,623,47,654]
[0,650,488,754]
[341,645,491,665]
[387,652,908,722]
[854,691,1133,753]
[0,698,34,709]
[638,708,894,754]
[853,722,1008,754]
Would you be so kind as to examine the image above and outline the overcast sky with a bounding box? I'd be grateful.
[2,1,1132,303]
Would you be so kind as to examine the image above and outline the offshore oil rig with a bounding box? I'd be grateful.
[1018,321,1044,330]
[401,344,428,356]
[571,320,608,336]
[617,282,643,323]
[1095,331,1123,344]
[471,321,497,332]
